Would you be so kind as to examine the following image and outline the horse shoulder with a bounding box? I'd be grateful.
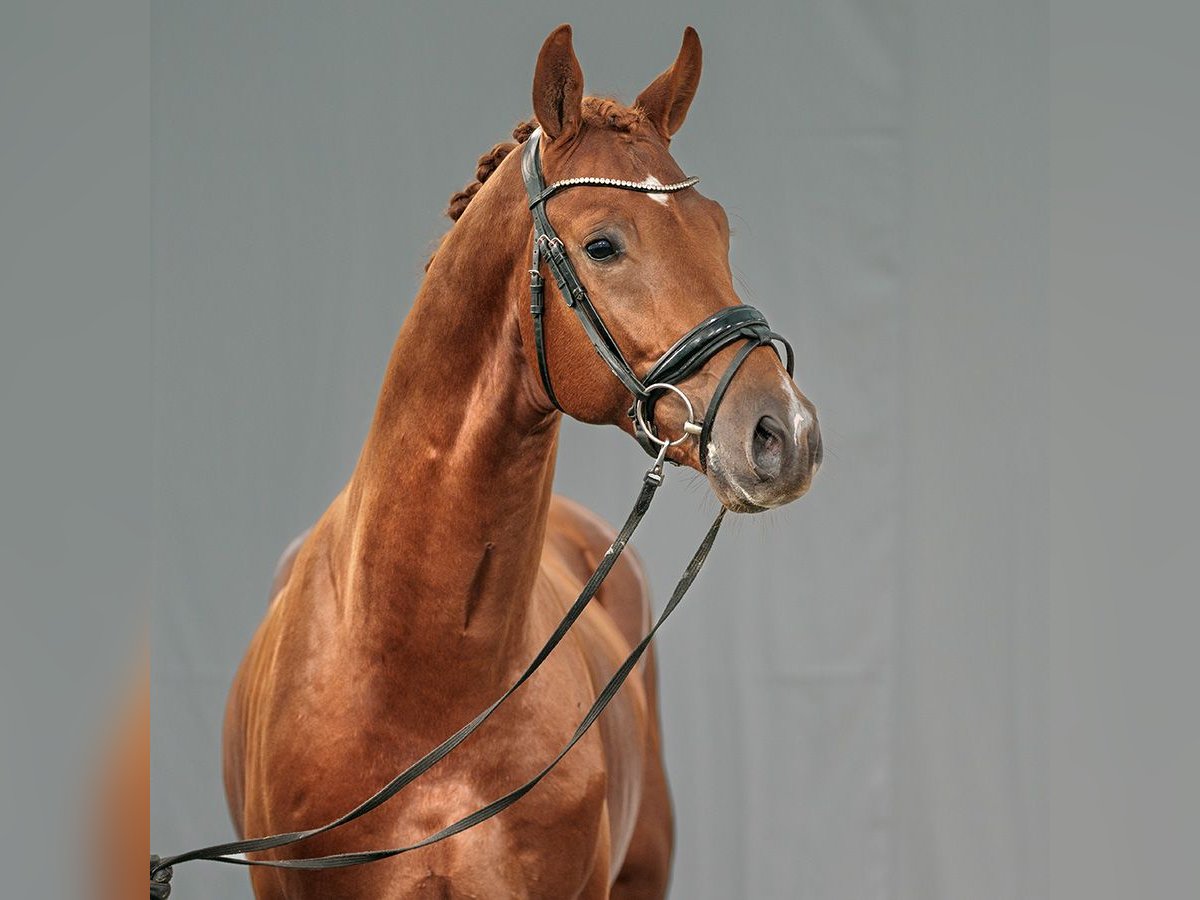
[223,520,324,838]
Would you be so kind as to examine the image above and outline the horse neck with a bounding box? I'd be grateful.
[336,157,559,678]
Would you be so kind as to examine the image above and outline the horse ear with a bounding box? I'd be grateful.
[532,25,584,142]
[635,27,702,140]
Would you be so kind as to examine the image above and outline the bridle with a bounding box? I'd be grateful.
[149,127,798,898]
[521,128,794,471]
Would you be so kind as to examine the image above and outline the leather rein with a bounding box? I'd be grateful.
[150,129,793,897]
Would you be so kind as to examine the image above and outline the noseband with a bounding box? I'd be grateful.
[521,128,794,469]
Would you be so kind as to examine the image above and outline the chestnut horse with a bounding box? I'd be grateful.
[222,25,820,899]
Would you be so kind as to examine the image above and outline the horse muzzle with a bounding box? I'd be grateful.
[700,365,822,513]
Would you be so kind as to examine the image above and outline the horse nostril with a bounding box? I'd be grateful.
[750,414,786,481]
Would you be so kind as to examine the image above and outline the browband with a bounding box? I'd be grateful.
[520,128,793,467]
[529,174,701,209]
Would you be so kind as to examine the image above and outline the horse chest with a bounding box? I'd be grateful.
[246,634,629,897]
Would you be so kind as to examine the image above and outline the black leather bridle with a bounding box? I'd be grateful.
[149,128,799,898]
[521,128,794,470]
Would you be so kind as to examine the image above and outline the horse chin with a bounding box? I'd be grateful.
[704,449,816,514]
[708,477,809,515]
[717,492,772,515]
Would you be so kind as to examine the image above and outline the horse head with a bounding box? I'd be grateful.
[519,25,822,512]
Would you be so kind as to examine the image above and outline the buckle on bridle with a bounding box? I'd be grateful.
[528,269,544,316]
[643,440,670,486]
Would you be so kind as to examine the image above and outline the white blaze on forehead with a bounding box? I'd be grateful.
[640,175,670,205]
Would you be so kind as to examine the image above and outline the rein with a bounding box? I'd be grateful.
[151,464,720,896]
[149,129,792,898]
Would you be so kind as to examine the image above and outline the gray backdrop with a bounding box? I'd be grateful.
[5,0,1197,898]
[150,1,1046,900]
[149,2,1046,898]
[9,1,1200,898]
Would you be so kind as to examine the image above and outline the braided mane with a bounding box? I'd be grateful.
[444,119,537,223]
[426,100,647,270]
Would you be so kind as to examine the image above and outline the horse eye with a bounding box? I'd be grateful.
[584,237,618,261]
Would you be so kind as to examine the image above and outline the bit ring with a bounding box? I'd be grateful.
[634,383,699,449]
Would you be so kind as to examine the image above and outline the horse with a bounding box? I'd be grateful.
[222,24,821,899]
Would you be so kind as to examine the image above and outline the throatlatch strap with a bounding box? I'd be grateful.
[528,242,562,410]
[523,130,648,401]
